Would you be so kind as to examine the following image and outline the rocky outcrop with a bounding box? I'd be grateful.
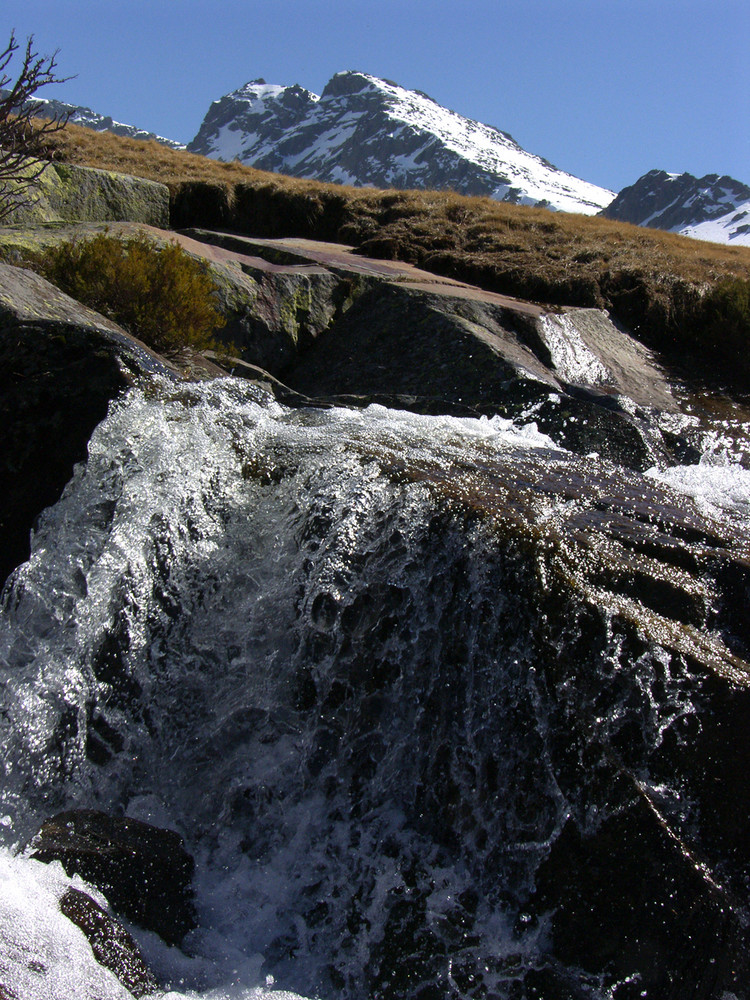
[0,223,724,588]
[0,212,748,995]
[0,259,179,584]
[31,810,196,947]
[2,161,169,226]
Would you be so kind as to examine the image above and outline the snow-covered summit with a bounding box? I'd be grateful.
[188,70,615,215]
[601,169,750,246]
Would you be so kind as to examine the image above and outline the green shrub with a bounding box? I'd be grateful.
[28,231,224,355]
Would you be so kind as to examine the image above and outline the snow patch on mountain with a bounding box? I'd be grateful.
[188,71,615,215]
[679,203,750,245]
[601,169,750,246]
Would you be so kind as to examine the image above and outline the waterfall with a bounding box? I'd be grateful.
[0,377,748,999]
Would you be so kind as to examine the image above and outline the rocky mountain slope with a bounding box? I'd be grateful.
[187,70,615,214]
[17,93,186,150]
[601,169,750,246]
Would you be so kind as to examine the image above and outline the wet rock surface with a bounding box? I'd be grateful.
[59,886,159,997]
[177,229,684,469]
[1,220,750,998]
[31,810,196,947]
[528,796,750,998]
[0,261,179,586]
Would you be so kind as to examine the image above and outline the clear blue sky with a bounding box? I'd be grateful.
[1,0,747,193]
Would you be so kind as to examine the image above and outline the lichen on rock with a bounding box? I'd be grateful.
[1,159,169,227]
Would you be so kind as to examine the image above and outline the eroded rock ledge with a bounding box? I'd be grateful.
[0,221,734,589]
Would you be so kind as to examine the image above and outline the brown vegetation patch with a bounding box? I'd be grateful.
[30,119,750,385]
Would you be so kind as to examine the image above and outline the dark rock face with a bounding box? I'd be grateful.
[529,793,750,997]
[31,810,196,946]
[602,168,750,236]
[59,887,159,997]
[0,261,179,587]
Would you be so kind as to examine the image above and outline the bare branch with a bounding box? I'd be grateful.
[0,30,73,222]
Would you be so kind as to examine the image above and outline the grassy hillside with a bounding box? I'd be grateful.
[31,120,750,385]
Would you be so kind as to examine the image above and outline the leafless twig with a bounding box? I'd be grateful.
[0,31,73,222]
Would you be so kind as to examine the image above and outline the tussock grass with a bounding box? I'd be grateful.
[32,120,750,384]
[39,121,750,279]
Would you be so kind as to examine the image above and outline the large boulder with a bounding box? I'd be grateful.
[0,260,178,585]
[2,160,169,227]
[527,794,750,998]
[31,810,196,947]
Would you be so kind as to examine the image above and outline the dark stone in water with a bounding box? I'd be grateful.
[59,886,159,997]
[31,809,196,946]
[528,793,750,998]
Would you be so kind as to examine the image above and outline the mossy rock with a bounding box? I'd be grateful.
[2,160,169,227]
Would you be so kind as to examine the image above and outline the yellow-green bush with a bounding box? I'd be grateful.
[28,231,224,355]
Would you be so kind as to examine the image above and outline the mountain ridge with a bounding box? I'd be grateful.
[17,73,750,248]
[601,169,750,246]
[6,91,186,150]
[187,70,615,215]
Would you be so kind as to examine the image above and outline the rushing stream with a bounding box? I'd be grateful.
[0,377,749,999]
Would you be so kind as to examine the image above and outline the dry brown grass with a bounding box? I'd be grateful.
[31,120,750,383]
[41,120,750,278]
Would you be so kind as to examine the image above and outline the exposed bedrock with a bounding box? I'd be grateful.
[0,260,185,585]
[177,228,684,469]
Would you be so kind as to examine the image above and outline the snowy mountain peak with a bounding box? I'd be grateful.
[601,169,750,245]
[188,71,615,215]
[230,79,318,107]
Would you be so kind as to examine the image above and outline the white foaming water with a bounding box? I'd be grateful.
[0,380,566,999]
[536,313,611,386]
[0,378,742,999]
[0,839,318,1000]
[648,462,750,524]
[0,848,134,1000]
[647,409,750,526]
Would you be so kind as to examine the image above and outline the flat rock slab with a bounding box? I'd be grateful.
[180,227,522,292]
[179,228,679,412]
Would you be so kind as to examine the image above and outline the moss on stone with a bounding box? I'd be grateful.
[2,160,169,227]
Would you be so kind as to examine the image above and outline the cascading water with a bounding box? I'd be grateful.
[0,377,748,1000]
